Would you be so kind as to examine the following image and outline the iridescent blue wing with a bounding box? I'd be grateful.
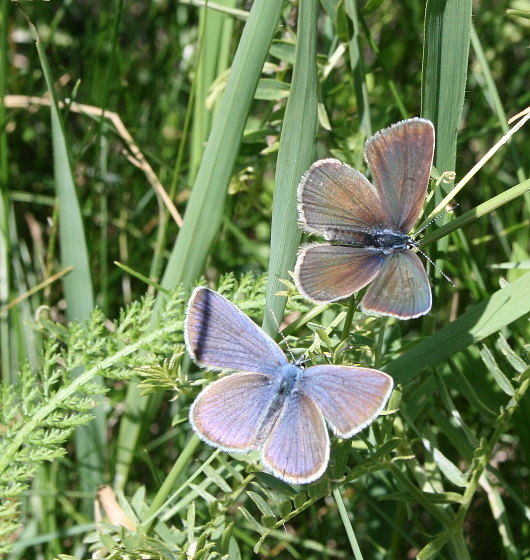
[185,287,288,375]
[190,372,278,452]
[297,158,387,239]
[361,250,432,319]
[301,365,393,438]
[262,393,330,484]
[294,244,384,303]
[364,118,434,233]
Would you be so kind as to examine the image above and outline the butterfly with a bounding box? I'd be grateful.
[294,118,435,319]
[185,287,393,484]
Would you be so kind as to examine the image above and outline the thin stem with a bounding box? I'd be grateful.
[333,487,364,560]
[144,434,204,527]
[374,317,388,369]
[341,294,357,342]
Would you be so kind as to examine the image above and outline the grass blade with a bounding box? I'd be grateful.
[422,0,472,182]
[262,0,319,335]
[30,13,104,505]
[421,0,473,314]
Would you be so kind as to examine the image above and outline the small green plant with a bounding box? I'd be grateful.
[0,291,186,555]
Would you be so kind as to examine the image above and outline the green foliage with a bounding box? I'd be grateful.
[0,290,189,556]
[2,278,529,559]
[1,0,530,559]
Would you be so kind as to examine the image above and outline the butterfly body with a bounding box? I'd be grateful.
[185,287,393,484]
[276,362,302,396]
[295,118,435,319]
[248,364,305,444]
[324,227,414,253]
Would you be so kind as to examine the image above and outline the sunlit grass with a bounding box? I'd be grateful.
[1,1,530,558]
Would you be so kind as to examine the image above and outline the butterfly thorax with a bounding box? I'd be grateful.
[277,363,303,396]
[264,364,302,419]
[369,229,412,252]
[325,227,416,253]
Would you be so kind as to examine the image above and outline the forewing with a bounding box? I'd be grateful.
[262,393,330,484]
[302,366,393,438]
[185,287,287,374]
[298,158,387,239]
[190,372,276,452]
[364,118,434,232]
[361,250,431,319]
[294,244,384,303]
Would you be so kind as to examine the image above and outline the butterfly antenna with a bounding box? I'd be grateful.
[269,308,307,367]
[413,204,457,286]
[415,247,456,287]
[269,308,295,360]
[415,203,459,236]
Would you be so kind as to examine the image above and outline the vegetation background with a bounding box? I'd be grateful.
[1,0,530,558]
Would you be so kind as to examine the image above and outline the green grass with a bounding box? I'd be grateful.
[1,0,530,558]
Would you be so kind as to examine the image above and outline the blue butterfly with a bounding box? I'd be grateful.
[185,287,393,484]
[295,118,435,319]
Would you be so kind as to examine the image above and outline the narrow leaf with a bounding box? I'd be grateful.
[262,0,319,335]
[480,345,515,396]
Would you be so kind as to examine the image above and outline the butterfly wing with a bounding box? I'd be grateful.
[297,158,387,239]
[190,372,278,452]
[262,392,330,484]
[294,243,384,303]
[361,250,432,319]
[301,365,393,438]
[364,118,434,233]
[185,287,288,374]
